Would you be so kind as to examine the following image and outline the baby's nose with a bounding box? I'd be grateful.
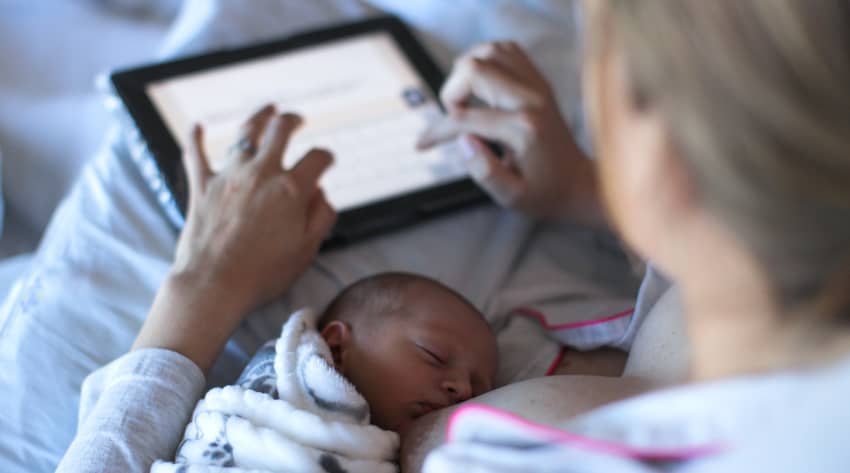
[442,377,472,402]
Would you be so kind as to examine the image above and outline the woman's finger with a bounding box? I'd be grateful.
[466,41,532,85]
[441,56,544,111]
[255,113,303,173]
[290,148,334,191]
[228,104,276,164]
[460,134,525,207]
[477,41,551,91]
[416,108,528,152]
[184,124,213,197]
[305,189,337,241]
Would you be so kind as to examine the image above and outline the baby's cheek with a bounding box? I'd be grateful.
[358,370,411,430]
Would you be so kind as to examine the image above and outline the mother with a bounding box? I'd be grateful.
[59,0,850,471]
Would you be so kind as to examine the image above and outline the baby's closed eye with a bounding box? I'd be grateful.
[416,343,446,366]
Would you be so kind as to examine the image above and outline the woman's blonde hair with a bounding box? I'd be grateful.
[591,1,850,315]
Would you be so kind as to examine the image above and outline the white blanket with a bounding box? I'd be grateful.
[153,309,398,473]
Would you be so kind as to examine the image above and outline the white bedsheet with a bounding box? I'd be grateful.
[0,1,174,253]
[0,2,638,473]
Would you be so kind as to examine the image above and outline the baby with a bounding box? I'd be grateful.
[154,272,498,473]
[313,271,498,434]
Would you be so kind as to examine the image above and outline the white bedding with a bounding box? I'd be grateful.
[0,2,638,473]
[0,1,174,254]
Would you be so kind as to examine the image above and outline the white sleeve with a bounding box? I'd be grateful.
[56,348,206,473]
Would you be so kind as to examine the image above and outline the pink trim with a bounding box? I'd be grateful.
[446,404,724,461]
[514,307,634,331]
[544,347,567,376]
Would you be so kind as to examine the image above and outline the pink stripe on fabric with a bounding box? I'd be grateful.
[543,346,567,376]
[544,347,567,376]
[514,307,634,331]
[445,404,724,461]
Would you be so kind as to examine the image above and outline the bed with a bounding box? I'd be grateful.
[0,2,641,472]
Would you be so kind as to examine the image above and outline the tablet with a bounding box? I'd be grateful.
[110,15,488,248]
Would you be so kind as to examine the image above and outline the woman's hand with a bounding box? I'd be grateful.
[174,105,336,308]
[133,105,336,372]
[417,42,602,224]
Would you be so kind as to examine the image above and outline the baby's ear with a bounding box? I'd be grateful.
[320,321,351,370]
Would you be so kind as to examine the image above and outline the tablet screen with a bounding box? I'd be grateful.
[147,32,467,211]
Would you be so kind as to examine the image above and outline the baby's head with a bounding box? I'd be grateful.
[318,272,498,435]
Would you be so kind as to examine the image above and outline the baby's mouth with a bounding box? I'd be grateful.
[414,401,447,418]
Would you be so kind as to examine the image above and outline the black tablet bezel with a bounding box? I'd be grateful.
[110,15,489,247]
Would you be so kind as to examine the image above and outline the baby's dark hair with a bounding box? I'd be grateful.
[318,272,484,330]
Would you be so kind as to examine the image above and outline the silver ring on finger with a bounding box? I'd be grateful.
[230,136,258,159]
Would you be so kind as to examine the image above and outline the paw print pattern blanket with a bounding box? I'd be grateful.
[151,309,399,473]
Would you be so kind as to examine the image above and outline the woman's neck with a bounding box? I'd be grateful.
[681,270,784,380]
[672,218,850,381]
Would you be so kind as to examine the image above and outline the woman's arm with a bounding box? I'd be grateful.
[56,349,206,473]
[57,105,337,472]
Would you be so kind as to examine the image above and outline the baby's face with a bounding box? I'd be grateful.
[325,283,498,436]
